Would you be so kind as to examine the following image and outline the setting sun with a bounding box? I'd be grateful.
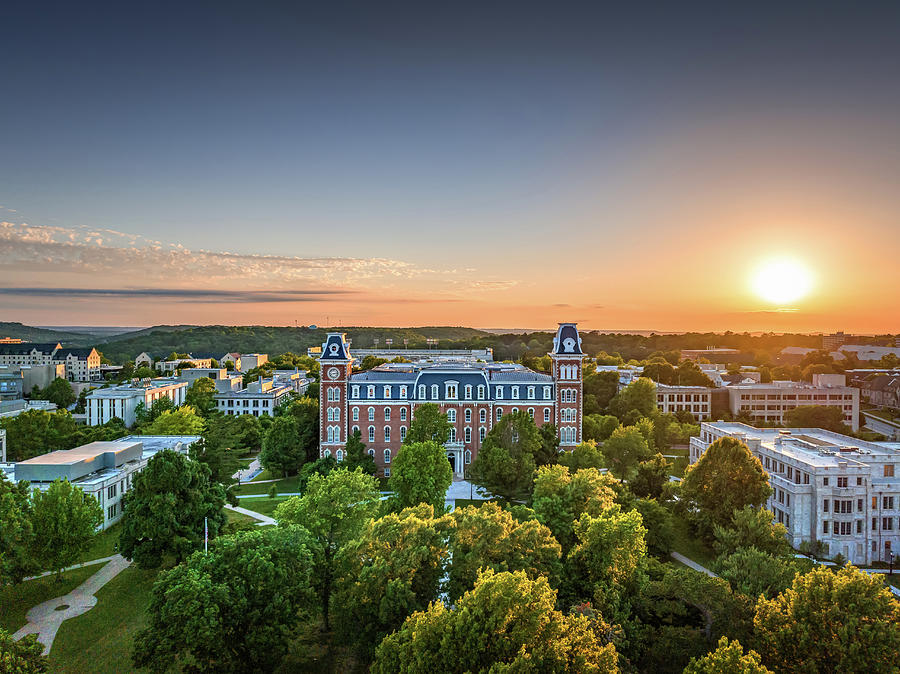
[751,257,814,306]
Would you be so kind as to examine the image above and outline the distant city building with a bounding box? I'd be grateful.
[0,399,57,420]
[823,331,849,350]
[680,347,748,364]
[858,373,900,411]
[0,429,6,462]
[0,435,200,530]
[177,368,244,393]
[238,353,268,372]
[690,422,900,565]
[0,337,24,344]
[86,379,188,427]
[0,370,24,401]
[837,344,900,362]
[219,352,242,370]
[316,324,585,478]
[157,356,214,374]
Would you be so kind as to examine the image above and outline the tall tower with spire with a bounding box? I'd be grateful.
[318,332,352,457]
[550,323,585,448]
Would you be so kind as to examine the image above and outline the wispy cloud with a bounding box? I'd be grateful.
[0,287,356,303]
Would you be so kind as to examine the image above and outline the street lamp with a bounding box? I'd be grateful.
[890,551,894,577]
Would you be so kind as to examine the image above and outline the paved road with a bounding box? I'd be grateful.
[13,555,132,655]
[670,551,717,577]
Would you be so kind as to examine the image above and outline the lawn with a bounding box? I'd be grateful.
[668,513,717,569]
[235,475,301,495]
[225,508,261,527]
[48,566,159,674]
[78,524,122,564]
[277,620,361,673]
[0,565,101,633]
[239,496,294,516]
[249,468,276,482]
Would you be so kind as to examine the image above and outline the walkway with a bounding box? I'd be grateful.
[13,555,131,655]
[670,551,717,577]
[23,555,119,582]
[232,457,263,483]
[225,503,276,526]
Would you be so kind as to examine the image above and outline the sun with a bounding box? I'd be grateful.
[751,257,814,306]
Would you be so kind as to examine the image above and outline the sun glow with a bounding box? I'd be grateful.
[751,257,814,306]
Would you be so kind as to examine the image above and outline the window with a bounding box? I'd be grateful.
[368,407,375,421]
[400,386,408,399]
[823,520,829,534]
[352,407,359,421]
[107,504,117,519]
[384,449,391,464]
[479,427,486,441]
[400,407,407,421]
[369,426,375,442]
[857,477,863,486]
[479,409,487,423]
[496,408,503,421]
[858,499,864,512]
[465,427,471,443]
[384,385,392,398]
[352,425,359,435]
[528,386,535,399]
[367,385,375,398]
[465,384,473,400]
[336,449,344,461]
[477,385,486,399]
[352,385,360,398]
[418,384,426,399]
[884,496,895,510]
[886,464,895,478]
[432,384,439,399]
[544,408,550,422]
[384,426,391,442]
[400,426,407,442]
[884,518,895,531]
[857,520,863,534]
[837,477,848,488]
[368,448,374,456]
[446,383,458,399]
[543,386,552,399]
[465,409,472,423]
[107,484,117,499]
[823,477,829,486]
[465,450,471,464]
[384,468,391,477]
[449,427,456,442]
[448,409,456,423]
[496,386,503,398]
[511,387,519,399]
[823,499,830,512]
[324,449,332,458]
[527,408,534,419]
[511,407,518,414]
[384,407,391,421]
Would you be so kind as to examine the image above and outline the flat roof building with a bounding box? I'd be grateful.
[86,379,188,427]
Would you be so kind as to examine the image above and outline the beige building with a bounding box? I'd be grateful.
[239,353,268,372]
[656,384,713,420]
[0,342,100,382]
[214,378,294,417]
[86,379,188,427]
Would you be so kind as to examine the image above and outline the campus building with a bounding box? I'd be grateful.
[690,422,900,565]
[86,379,188,427]
[214,378,295,417]
[317,324,585,478]
[0,343,101,382]
[655,385,714,421]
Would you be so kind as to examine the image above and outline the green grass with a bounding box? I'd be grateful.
[235,475,301,495]
[225,508,261,527]
[48,566,159,674]
[0,565,101,633]
[250,468,276,482]
[668,513,717,569]
[669,456,689,478]
[78,524,122,564]
[239,496,294,516]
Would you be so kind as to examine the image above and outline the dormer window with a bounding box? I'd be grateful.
[543,386,552,399]
[418,384,425,399]
[477,385,485,400]
[495,385,503,398]
[446,382,458,400]
[512,387,519,399]
[367,385,375,398]
[527,386,535,399]
[384,385,392,398]
[352,385,360,398]
[400,386,408,399]
[431,384,439,399]
[465,384,473,400]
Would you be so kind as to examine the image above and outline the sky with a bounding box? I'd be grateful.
[1,1,899,333]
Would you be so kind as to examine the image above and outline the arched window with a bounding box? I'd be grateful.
[477,385,485,400]
[400,386,407,399]
[384,385,392,398]
[527,408,534,419]
[495,385,503,398]
[448,409,456,423]
[368,407,375,421]
[384,407,391,421]
[431,384,439,399]
[465,409,472,423]
[384,426,391,442]
[367,385,375,398]
[465,450,471,464]
[465,427,471,443]
[544,408,550,422]
[449,427,457,442]
[336,449,344,461]
[352,425,359,435]
[384,449,391,464]
[479,409,487,423]
[400,407,407,421]
[351,385,360,398]
[496,408,502,421]
[352,407,359,421]
[511,407,518,414]
[512,387,519,399]
[367,448,375,456]
[327,408,333,421]
[543,386,552,399]
[527,386,535,399]
[418,384,426,399]
[368,426,375,443]
[465,384,473,400]
[332,407,339,421]
[479,427,486,441]
[446,383,458,399]
[327,426,334,442]
[324,449,332,458]
[400,426,407,442]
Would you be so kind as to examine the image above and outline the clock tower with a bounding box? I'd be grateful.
[550,323,585,448]
[318,332,352,457]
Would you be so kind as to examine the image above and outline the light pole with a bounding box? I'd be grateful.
[890,551,894,577]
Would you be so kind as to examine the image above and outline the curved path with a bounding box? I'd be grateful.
[13,554,132,655]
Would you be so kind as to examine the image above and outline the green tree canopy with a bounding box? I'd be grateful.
[557,440,606,472]
[29,480,103,579]
[448,502,561,601]
[784,405,850,433]
[631,452,671,499]
[372,570,618,674]
[583,370,620,415]
[183,377,217,416]
[141,406,205,435]
[680,437,771,537]
[333,504,453,661]
[754,565,900,673]
[259,415,303,477]
[0,629,47,673]
[119,450,226,568]
[341,429,377,475]
[132,526,316,673]
[608,377,657,421]
[403,402,451,445]
[273,468,380,630]
[468,411,541,502]
[601,425,652,480]
[683,637,771,674]
[388,440,452,511]
[42,377,76,409]
[583,414,620,442]
[715,548,806,600]
[0,409,80,461]
[712,507,791,558]
[277,396,320,463]
[0,472,36,584]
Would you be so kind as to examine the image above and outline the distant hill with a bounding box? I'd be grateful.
[0,322,96,345]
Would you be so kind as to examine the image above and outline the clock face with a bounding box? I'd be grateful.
[327,367,340,380]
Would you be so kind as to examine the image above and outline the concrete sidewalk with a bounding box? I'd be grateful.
[23,555,119,582]
[226,503,276,526]
[13,555,131,655]
[670,551,717,577]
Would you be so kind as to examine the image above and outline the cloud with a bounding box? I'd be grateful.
[0,287,356,303]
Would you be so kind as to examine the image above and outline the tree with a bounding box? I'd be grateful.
[259,415,303,477]
[715,548,805,600]
[333,504,452,660]
[0,409,80,461]
[132,526,315,673]
[583,370,620,415]
[630,497,675,557]
[372,570,618,673]
[133,366,155,379]
[680,437,771,537]
[278,396,320,463]
[273,468,380,630]
[583,414,620,442]
[712,507,791,558]
[403,402,451,445]
[297,456,338,493]
[0,629,47,673]
[448,502,562,601]
[608,377,657,421]
[468,411,541,502]
[341,429,376,475]
[558,440,606,472]
[43,377,76,409]
[142,406,205,435]
[0,472,36,584]
[683,637,771,674]
[388,441,452,511]
[29,480,102,580]
[184,377,217,417]
[754,565,900,673]
[784,405,850,433]
[119,450,226,568]
[601,425,652,480]
[631,453,671,499]
[531,465,617,552]
[535,422,560,466]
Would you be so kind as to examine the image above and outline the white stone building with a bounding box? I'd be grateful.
[214,378,294,417]
[86,379,188,427]
[238,353,268,372]
[656,384,714,420]
[726,375,859,431]
[0,343,100,382]
[690,422,900,565]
